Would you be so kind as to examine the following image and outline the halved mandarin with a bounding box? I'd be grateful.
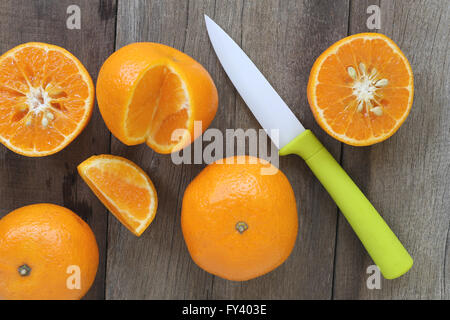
[96,42,218,154]
[0,42,94,156]
[307,33,414,146]
[78,155,158,236]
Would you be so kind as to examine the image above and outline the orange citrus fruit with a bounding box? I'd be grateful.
[0,42,94,156]
[96,42,218,154]
[0,203,99,300]
[78,154,158,236]
[307,33,414,146]
[181,156,298,281]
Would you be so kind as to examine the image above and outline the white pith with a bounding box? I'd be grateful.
[25,86,56,127]
[348,62,387,116]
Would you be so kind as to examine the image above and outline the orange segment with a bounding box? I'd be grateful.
[126,65,190,151]
[96,42,218,154]
[307,33,414,146]
[125,65,167,140]
[0,42,94,156]
[78,155,158,236]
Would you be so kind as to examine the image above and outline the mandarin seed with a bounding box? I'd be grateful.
[357,101,363,112]
[359,62,366,74]
[48,86,62,95]
[375,79,389,87]
[347,67,357,79]
[41,117,48,127]
[46,112,54,120]
[370,106,383,116]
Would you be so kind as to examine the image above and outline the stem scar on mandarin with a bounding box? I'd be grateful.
[18,264,31,277]
[235,221,249,234]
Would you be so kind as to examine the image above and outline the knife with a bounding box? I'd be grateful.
[205,15,413,279]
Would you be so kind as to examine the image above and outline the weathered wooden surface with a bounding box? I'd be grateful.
[0,0,448,300]
[0,0,116,299]
[334,0,450,299]
[106,0,349,299]
[208,0,349,299]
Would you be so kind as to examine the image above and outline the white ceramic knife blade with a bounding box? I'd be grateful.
[205,15,304,149]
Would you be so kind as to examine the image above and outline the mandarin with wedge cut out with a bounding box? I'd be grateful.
[96,42,218,154]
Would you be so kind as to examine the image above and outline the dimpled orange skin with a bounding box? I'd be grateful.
[0,204,99,300]
[181,156,298,281]
[96,42,218,153]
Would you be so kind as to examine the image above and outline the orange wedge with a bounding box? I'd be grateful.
[96,42,218,154]
[0,42,94,156]
[307,33,414,146]
[78,155,158,236]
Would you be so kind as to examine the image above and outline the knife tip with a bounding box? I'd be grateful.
[205,15,216,34]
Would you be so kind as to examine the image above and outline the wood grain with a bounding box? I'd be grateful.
[0,0,116,299]
[107,0,215,299]
[1,0,448,300]
[106,0,349,299]
[209,0,349,299]
[333,0,450,299]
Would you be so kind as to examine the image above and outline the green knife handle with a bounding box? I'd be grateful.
[280,130,413,279]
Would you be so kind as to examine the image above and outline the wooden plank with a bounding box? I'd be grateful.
[107,0,216,299]
[107,0,349,299]
[209,0,349,299]
[333,0,450,299]
[0,0,116,299]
